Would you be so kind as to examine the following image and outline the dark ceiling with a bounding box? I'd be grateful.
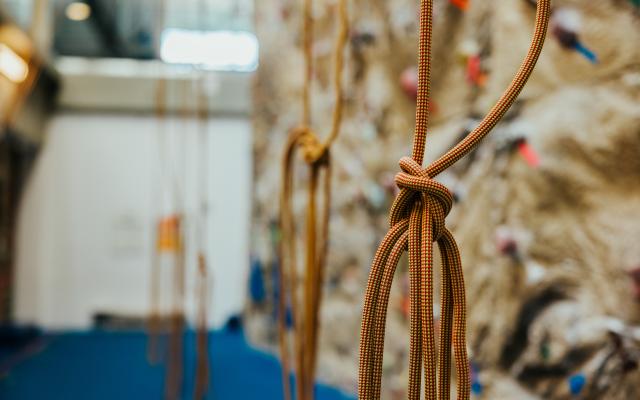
[53,0,156,59]
[2,0,254,61]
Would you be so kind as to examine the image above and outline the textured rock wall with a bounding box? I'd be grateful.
[248,0,640,398]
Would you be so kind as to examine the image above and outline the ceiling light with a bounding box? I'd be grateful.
[65,2,92,21]
[0,43,29,83]
[160,29,259,72]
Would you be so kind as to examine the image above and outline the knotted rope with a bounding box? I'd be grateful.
[358,1,550,399]
[277,1,349,400]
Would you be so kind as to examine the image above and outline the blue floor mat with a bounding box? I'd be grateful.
[0,328,355,400]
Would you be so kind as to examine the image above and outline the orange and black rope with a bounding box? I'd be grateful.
[358,1,550,399]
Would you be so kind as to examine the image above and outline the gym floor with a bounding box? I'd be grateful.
[0,327,355,400]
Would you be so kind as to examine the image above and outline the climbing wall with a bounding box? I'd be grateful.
[248,0,640,398]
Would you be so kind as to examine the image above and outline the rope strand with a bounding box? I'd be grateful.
[358,1,550,399]
[278,1,349,400]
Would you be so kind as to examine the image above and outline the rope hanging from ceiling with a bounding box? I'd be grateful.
[277,0,349,400]
[193,76,211,400]
[148,2,212,398]
[357,1,551,399]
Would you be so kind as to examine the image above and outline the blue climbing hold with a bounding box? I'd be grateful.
[285,305,294,329]
[568,373,586,396]
[470,362,483,395]
[471,381,483,395]
[574,42,598,64]
[249,258,267,303]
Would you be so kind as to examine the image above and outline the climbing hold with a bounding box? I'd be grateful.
[285,304,294,329]
[466,54,488,87]
[471,381,483,396]
[450,0,470,11]
[400,66,418,100]
[249,258,266,303]
[552,9,598,64]
[495,225,519,259]
[470,362,483,395]
[495,130,540,168]
[400,295,410,319]
[516,138,540,168]
[568,373,586,396]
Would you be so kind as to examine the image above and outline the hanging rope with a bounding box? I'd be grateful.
[164,79,192,400]
[358,1,550,399]
[148,77,167,366]
[192,0,212,396]
[194,253,210,400]
[193,75,211,400]
[277,1,349,400]
[147,0,169,367]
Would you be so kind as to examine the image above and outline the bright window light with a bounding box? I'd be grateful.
[160,29,259,72]
[0,43,29,83]
[66,2,92,21]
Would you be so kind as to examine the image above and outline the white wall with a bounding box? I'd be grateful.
[13,111,252,329]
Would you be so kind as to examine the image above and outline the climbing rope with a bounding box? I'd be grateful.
[191,1,212,397]
[358,1,550,399]
[277,1,349,400]
[194,253,210,400]
[163,78,195,400]
[193,74,211,400]
[147,0,169,367]
[148,77,167,366]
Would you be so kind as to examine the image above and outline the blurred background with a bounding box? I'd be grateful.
[0,0,639,399]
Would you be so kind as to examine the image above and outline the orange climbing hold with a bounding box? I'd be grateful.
[450,0,469,11]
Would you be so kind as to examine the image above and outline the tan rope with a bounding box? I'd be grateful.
[277,1,349,400]
[165,80,193,400]
[147,0,168,367]
[165,215,186,400]
[194,253,210,400]
[358,1,551,399]
[147,77,167,366]
[193,76,211,400]
[193,0,211,396]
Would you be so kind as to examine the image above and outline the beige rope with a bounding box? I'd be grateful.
[278,1,349,400]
